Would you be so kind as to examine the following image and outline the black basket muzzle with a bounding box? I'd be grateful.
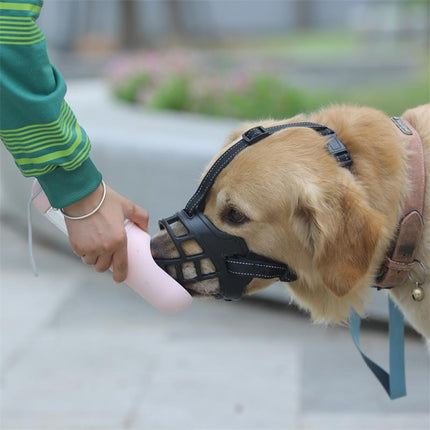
[158,210,249,300]
[157,209,297,300]
[154,121,352,301]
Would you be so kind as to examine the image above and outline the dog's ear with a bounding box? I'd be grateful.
[293,184,384,297]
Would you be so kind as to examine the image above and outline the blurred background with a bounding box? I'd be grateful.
[41,0,429,117]
[1,1,429,429]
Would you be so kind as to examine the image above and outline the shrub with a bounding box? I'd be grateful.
[150,76,191,111]
[113,72,151,103]
[108,51,429,119]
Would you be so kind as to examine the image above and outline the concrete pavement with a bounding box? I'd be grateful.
[1,219,429,429]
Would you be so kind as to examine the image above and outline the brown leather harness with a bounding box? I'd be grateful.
[375,117,426,289]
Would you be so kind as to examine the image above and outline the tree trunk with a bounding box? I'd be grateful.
[120,0,140,49]
[166,0,185,41]
[295,0,314,30]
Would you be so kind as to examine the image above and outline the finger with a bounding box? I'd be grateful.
[81,254,98,265]
[94,253,113,273]
[126,203,149,232]
[111,243,128,283]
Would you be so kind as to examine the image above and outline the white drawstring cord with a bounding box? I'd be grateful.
[27,189,39,277]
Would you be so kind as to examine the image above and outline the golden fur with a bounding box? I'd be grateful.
[151,104,430,338]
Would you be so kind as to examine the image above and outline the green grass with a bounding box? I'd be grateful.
[314,79,429,116]
[214,31,360,61]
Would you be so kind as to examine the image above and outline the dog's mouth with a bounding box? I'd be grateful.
[160,262,221,298]
[165,262,218,295]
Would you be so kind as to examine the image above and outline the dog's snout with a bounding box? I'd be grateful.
[150,240,162,260]
[150,219,221,297]
[150,235,170,260]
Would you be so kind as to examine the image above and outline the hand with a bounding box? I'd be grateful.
[63,183,149,283]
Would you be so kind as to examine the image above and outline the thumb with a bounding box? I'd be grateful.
[126,202,149,232]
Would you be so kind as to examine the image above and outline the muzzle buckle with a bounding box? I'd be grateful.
[242,126,270,144]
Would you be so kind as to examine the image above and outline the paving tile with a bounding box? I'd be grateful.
[301,413,430,430]
[301,328,430,413]
[1,273,76,367]
[1,330,158,429]
[131,339,301,430]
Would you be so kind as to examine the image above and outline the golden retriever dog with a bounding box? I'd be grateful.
[151,104,429,339]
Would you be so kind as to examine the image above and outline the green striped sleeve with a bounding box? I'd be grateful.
[0,0,102,208]
[0,15,45,45]
[0,100,93,175]
[0,0,42,19]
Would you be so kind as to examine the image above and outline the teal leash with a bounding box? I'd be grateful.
[350,295,406,399]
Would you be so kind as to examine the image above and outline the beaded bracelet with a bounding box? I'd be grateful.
[60,180,107,220]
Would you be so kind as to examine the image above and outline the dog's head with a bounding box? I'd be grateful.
[151,116,387,322]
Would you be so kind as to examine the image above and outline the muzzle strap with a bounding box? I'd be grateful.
[185,138,250,215]
[226,253,298,282]
[185,121,352,215]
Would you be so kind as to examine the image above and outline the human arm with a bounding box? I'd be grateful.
[0,1,148,281]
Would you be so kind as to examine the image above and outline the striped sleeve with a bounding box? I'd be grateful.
[0,0,102,208]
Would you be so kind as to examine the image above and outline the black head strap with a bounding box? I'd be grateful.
[185,122,352,215]
[226,253,298,283]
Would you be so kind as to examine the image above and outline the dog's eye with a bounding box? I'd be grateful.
[223,207,249,225]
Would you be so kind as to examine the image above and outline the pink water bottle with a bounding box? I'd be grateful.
[31,180,192,313]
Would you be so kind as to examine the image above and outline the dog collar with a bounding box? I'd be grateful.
[374,117,426,290]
